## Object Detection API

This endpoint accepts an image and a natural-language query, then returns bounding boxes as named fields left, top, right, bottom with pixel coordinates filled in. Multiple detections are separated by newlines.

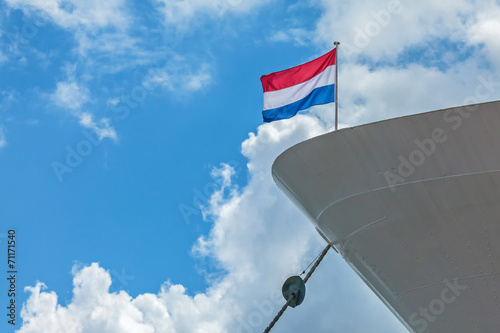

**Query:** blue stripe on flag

left=262, top=84, right=335, bottom=123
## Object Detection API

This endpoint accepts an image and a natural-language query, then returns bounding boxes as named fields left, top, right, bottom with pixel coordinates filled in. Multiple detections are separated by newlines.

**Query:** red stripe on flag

left=260, top=49, right=336, bottom=92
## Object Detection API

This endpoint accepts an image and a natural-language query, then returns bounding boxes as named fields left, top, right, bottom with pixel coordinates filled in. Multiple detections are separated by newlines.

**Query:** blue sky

left=1, top=0, right=500, bottom=332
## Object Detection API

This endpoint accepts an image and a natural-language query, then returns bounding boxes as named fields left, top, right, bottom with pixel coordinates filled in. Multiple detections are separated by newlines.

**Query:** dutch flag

left=260, top=49, right=336, bottom=123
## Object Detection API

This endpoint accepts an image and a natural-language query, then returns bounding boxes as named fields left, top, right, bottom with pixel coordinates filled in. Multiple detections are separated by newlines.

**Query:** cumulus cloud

left=17, top=1, right=500, bottom=332
left=312, top=0, right=491, bottom=62
left=19, top=115, right=407, bottom=332
left=337, top=58, right=500, bottom=127
left=467, top=5, right=500, bottom=70
left=20, top=263, right=154, bottom=333
left=307, top=0, right=500, bottom=125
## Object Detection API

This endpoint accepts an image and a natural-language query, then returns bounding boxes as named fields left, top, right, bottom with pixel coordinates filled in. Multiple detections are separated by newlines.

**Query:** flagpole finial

left=334, top=41, right=340, bottom=46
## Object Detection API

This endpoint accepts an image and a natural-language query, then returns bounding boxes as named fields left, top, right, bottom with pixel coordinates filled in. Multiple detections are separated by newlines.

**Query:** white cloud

left=5, top=0, right=129, bottom=31
left=0, top=90, right=18, bottom=108
left=5, top=0, right=144, bottom=74
left=267, top=29, right=311, bottom=46
left=0, top=125, right=6, bottom=149
left=72, top=30, right=158, bottom=72
left=267, top=31, right=290, bottom=43
left=305, top=0, right=500, bottom=125
left=313, top=0, right=483, bottom=62
left=78, top=112, right=117, bottom=141
left=336, top=58, right=500, bottom=127
left=20, top=264, right=154, bottom=333
left=155, top=0, right=268, bottom=30
left=0, top=50, right=8, bottom=64
left=0, top=28, right=12, bottom=64
left=49, top=80, right=117, bottom=141
left=50, top=81, right=89, bottom=111
left=144, top=59, right=213, bottom=93
left=19, top=115, right=407, bottom=332
left=17, top=1, right=500, bottom=332
left=467, top=5, right=500, bottom=70
left=200, top=163, right=237, bottom=220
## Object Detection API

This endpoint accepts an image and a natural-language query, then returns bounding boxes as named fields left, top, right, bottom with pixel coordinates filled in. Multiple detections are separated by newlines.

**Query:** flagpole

left=334, top=41, right=340, bottom=131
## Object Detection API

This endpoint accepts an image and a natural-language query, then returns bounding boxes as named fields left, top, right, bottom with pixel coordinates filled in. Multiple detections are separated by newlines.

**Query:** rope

left=262, top=244, right=332, bottom=333
left=303, top=244, right=331, bottom=284
left=263, top=294, right=295, bottom=333
left=299, top=250, right=323, bottom=276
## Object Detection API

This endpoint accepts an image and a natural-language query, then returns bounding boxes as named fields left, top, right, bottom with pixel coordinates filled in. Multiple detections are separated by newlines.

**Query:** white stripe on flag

left=263, top=65, right=336, bottom=111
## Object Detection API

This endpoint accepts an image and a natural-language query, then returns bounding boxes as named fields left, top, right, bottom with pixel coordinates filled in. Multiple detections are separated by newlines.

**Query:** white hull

left=272, top=101, right=500, bottom=332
